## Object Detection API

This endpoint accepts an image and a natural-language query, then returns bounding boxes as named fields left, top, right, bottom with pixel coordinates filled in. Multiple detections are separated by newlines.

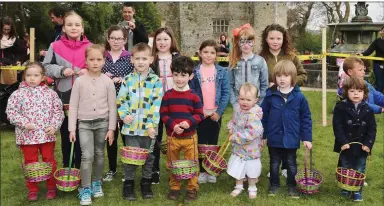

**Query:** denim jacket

left=189, top=64, right=230, bottom=116
left=229, top=54, right=269, bottom=106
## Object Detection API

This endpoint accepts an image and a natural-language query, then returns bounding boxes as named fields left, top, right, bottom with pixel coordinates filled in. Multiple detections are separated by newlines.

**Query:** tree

left=287, top=2, right=315, bottom=43
left=294, top=31, right=322, bottom=54
left=320, top=2, right=350, bottom=23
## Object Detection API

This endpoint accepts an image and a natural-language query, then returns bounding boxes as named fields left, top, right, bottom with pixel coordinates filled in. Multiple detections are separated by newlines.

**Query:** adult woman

left=359, top=26, right=384, bottom=93
left=217, top=33, right=230, bottom=56
left=0, top=16, right=24, bottom=85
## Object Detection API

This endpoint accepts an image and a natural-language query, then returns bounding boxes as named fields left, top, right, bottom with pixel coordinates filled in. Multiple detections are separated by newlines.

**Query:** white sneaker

left=198, top=172, right=209, bottom=184
left=267, top=172, right=270, bottom=177
left=281, top=169, right=288, bottom=178
left=208, top=175, right=217, bottom=183
left=364, top=181, right=368, bottom=186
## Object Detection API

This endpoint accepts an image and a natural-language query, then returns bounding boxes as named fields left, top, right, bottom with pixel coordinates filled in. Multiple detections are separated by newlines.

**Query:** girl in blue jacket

left=261, top=60, right=312, bottom=199
left=189, top=40, right=230, bottom=184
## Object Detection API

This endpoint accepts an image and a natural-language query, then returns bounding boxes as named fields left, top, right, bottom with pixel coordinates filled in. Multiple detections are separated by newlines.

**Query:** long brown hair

left=0, top=16, right=17, bottom=39
left=151, top=27, right=179, bottom=58
left=259, top=24, right=295, bottom=60
left=228, top=26, right=256, bottom=68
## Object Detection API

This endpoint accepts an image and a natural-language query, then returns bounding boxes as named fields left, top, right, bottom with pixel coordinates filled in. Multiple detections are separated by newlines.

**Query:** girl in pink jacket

left=6, top=62, right=64, bottom=201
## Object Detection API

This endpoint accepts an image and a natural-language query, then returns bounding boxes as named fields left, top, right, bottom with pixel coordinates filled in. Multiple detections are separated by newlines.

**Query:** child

left=69, top=44, right=116, bottom=205
left=160, top=56, right=204, bottom=203
left=117, top=43, right=163, bottom=200
left=259, top=24, right=307, bottom=87
left=101, top=25, right=134, bottom=182
left=333, top=76, right=376, bottom=202
left=228, top=23, right=268, bottom=106
left=189, top=39, right=230, bottom=184
left=6, top=62, right=64, bottom=201
left=338, top=57, right=384, bottom=114
left=227, top=83, right=264, bottom=199
left=261, top=60, right=312, bottom=199
left=43, top=11, right=91, bottom=169
left=150, top=27, right=180, bottom=184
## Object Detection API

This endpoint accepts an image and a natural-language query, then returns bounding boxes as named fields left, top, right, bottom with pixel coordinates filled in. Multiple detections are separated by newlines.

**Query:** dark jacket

left=261, top=85, right=312, bottom=149
left=332, top=100, right=376, bottom=156
left=189, top=63, right=230, bottom=116
left=51, top=24, right=63, bottom=44
left=118, top=19, right=148, bottom=50
left=362, top=38, right=384, bottom=64
left=0, top=37, right=24, bottom=66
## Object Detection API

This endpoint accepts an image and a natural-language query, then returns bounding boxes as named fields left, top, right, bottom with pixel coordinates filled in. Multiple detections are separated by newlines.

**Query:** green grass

left=1, top=91, right=383, bottom=206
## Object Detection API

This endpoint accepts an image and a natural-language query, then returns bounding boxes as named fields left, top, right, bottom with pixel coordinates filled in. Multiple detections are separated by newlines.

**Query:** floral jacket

left=6, top=82, right=64, bottom=145
left=227, top=104, right=264, bottom=160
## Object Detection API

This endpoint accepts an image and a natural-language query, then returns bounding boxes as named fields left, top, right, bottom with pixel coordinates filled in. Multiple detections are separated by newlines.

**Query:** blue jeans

left=373, top=62, right=384, bottom=93
left=268, top=147, right=297, bottom=187
left=338, top=153, right=367, bottom=193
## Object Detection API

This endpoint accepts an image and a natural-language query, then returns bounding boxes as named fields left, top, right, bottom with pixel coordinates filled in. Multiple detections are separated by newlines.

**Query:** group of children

left=5, top=10, right=381, bottom=205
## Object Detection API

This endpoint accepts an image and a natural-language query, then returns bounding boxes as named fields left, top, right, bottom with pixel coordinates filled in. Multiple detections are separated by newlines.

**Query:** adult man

left=40, top=7, right=66, bottom=59
left=117, top=4, right=149, bottom=52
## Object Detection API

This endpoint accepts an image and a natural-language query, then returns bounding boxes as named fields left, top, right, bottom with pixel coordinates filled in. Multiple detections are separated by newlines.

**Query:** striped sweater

left=160, top=89, right=204, bottom=138
left=117, top=69, right=163, bottom=136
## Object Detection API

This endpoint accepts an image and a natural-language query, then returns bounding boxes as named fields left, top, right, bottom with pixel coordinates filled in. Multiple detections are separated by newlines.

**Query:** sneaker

left=121, top=174, right=125, bottom=182
left=364, top=181, right=368, bottom=186
left=267, top=172, right=270, bottom=177
left=281, top=169, right=288, bottom=178
left=102, top=170, right=116, bottom=182
left=208, top=175, right=217, bottom=183
left=340, top=189, right=351, bottom=198
left=151, top=171, right=160, bottom=184
left=46, top=189, right=56, bottom=200
left=230, top=185, right=244, bottom=197
left=78, top=187, right=92, bottom=206
left=184, top=190, right=197, bottom=203
left=268, top=186, right=279, bottom=196
left=167, top=190, right=180, bottom=200
left=27, top=192, right=38, bottom=201
left=288, top=187, right=300, bottom=199
left=353, top=192, right=363, bottom=202
left=248, top=186, right=257, bottom=199
left=92, top=181, right=104, bottom=198
left=198, top=172, right=209, bottom=184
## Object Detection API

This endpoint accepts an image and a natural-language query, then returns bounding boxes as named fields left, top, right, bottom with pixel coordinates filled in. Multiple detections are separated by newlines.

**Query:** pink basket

left=120, top=146, right=149, bottom=165
left=198, top=144, right=221, bottom=159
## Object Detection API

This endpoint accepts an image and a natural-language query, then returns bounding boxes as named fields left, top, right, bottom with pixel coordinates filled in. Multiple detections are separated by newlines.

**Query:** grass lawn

left=1, top=91, right=383, bottom=206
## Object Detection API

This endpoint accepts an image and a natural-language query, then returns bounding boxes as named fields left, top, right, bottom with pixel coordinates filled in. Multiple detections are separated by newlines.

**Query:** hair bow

left=232, top=23, right=252, bottom=37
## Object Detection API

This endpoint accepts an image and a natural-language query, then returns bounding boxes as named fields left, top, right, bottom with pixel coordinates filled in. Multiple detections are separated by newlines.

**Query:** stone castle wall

left=155, top=2, right=288, bottom=55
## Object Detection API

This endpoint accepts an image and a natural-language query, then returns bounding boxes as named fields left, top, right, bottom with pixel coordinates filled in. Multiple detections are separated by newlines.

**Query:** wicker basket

left=198, top=144, right=221, bottom=159
left=169, top=160, right=198, bottom=180
left=120, top=146, right=149, bottom=165
left=23, top=162, right=53, bottom=182
left=295, top=149, right=323, bottom=194
left=202, top=151, right=228, bottom=177
left=335, top=142, right=368, bottom=192
left=54, top=168, right=81, bottom=192
left=336, top=167, right=365, bottom=191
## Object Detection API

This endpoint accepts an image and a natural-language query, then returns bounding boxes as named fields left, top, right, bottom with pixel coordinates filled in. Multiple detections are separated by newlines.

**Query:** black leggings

left=197, top=117, right=222, bottom=172
left=60, top=116, right=81, bottom=169
left=106, top=121, right=126, bottom=172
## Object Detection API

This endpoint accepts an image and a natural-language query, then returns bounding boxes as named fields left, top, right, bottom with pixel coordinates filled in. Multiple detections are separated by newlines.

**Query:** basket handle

left=67, top=142, right=75, bottom=181
left=337, top=141, right=370, bottom=178
left=218, top=134, right=231, bottom=157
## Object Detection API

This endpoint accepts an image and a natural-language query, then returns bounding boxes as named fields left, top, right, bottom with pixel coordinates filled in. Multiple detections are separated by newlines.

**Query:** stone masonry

left=155, top=2, right=288, bottom=56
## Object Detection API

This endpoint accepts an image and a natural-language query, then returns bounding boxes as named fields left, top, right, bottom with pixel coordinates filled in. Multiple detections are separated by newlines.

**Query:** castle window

left=212, top=19, right=229, bottom=35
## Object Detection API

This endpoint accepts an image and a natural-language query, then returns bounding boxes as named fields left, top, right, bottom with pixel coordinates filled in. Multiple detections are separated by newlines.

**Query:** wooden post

left=29, top=28, right=35, bottom=62
left=322, top=28, right=327, bottom=126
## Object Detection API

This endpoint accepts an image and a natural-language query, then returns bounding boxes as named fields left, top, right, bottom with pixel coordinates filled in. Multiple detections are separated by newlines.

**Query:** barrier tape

left=0, top=65, right=26, bottom=70
left=2, top=53, right=383, bottom=70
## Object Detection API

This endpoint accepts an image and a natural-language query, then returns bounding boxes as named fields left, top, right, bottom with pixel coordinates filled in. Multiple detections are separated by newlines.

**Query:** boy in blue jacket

left=261, top=60, right=312, bottom=199
left=338, top=57, right=384, bottom=114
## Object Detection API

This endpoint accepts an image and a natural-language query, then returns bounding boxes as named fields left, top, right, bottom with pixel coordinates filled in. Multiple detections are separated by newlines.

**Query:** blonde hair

left=229, top=26, right=257, bottom=68
left=272, top=60, right=297, bottom=86
left=343, top=56, right=364, bottom=75
left=63, top=11, right=84, bottom=27
left=239, top=83, right=259, bottom=98
left=85, top=44, right=106, bottom=59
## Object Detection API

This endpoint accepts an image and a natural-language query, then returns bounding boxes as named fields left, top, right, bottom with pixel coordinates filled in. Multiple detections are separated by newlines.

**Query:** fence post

left=322, top=27, right=327, bottom=127
left=29, top=28, right=35, bottom=62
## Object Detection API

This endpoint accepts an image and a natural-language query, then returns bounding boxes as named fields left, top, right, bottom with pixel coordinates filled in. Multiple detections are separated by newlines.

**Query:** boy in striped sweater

left=160, top=56, right=204, bottom=203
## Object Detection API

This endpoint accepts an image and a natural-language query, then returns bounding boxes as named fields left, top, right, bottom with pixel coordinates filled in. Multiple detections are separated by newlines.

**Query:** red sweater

left=160, top=89, right=204, bottom=138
